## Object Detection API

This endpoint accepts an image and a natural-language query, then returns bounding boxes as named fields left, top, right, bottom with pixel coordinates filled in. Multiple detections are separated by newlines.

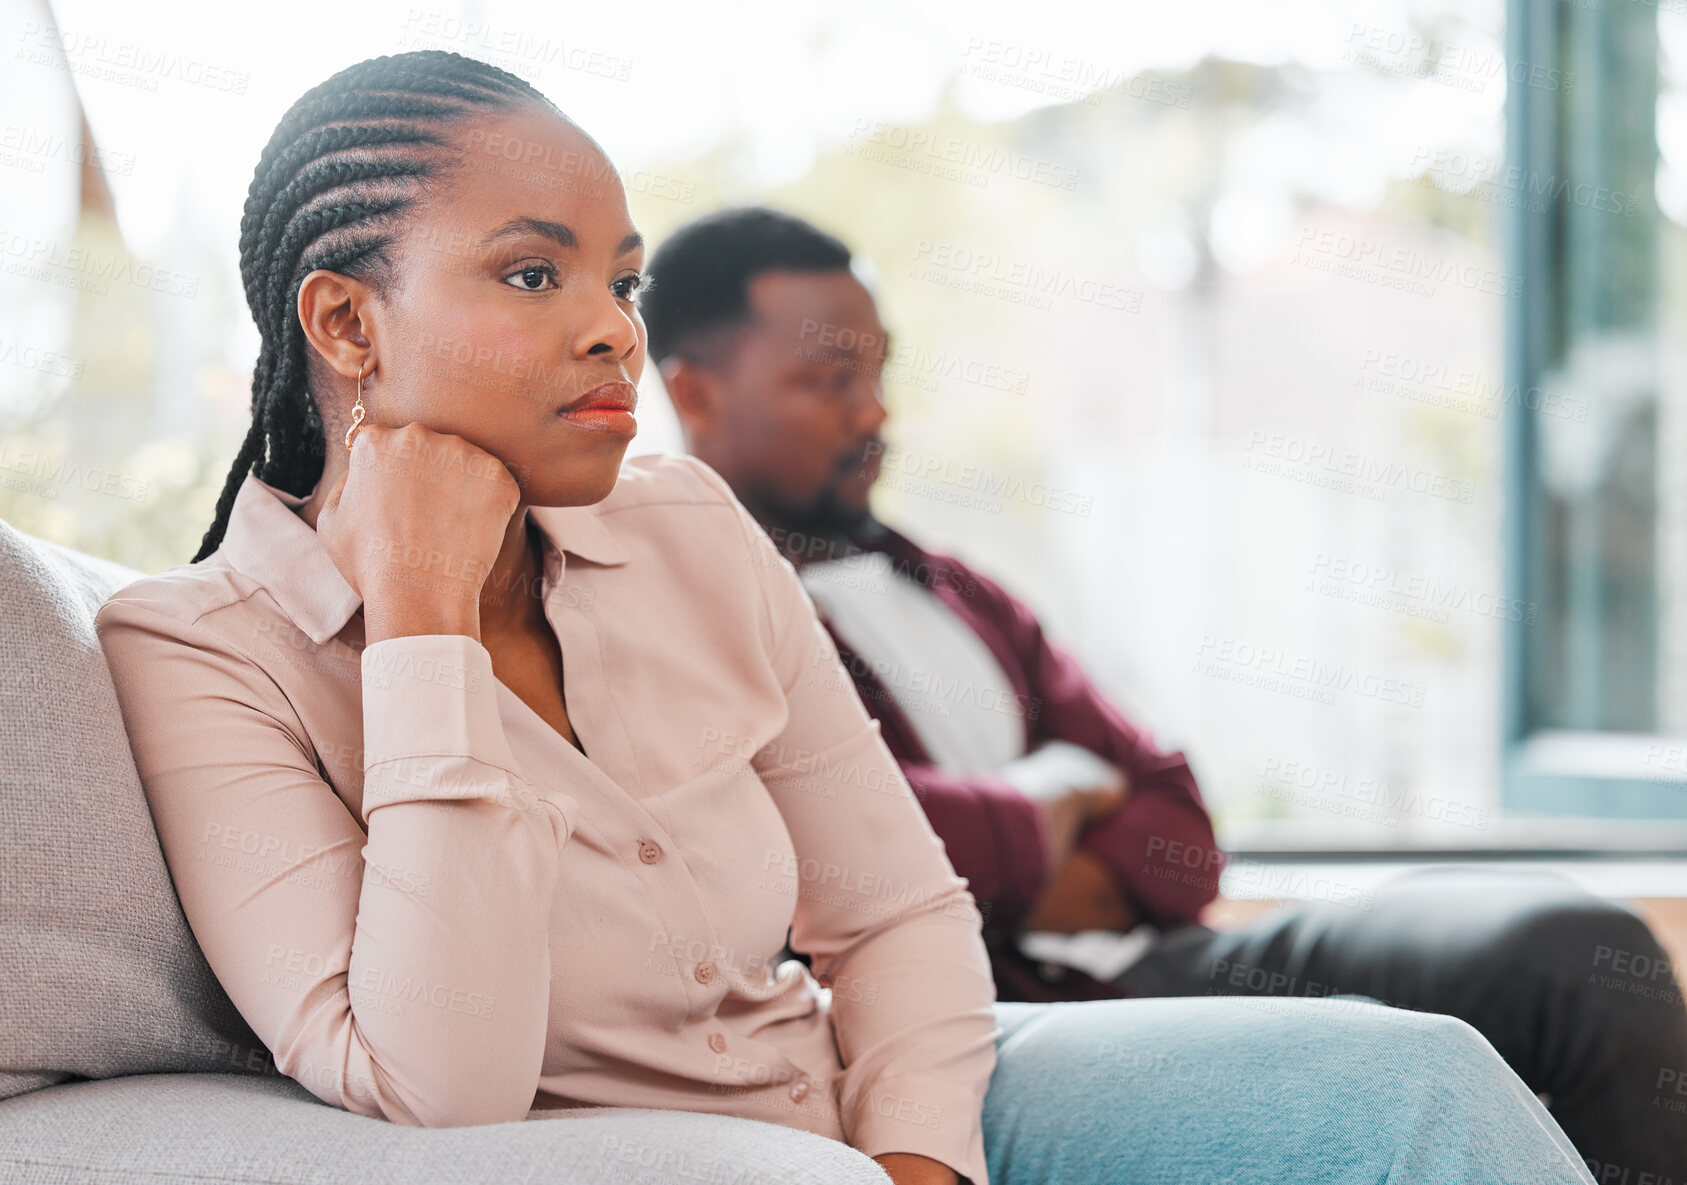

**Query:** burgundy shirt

left=789, top=518, right=1225, bottom=1003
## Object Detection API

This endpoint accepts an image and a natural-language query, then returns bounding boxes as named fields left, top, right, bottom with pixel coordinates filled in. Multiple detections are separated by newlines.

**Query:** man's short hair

left=642, top=206, right=852, bottom=367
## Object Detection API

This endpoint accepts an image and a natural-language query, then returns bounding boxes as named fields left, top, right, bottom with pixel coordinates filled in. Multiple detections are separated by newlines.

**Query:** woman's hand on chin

left=315, top=421, right=522, bottom=645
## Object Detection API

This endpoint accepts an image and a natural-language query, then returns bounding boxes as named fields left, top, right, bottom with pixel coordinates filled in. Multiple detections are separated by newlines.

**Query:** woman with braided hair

left=95, top=51, right=1599, bottom=1185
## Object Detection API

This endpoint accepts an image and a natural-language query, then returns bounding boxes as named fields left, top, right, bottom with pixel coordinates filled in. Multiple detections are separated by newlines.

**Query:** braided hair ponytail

left=192, top=50, right=560, bottom=562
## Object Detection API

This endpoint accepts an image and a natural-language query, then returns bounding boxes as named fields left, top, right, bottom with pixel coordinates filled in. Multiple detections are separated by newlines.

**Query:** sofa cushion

left=0, top=1073, right=892, bottom=1184
left=0, top=521, right=274, bottom=1097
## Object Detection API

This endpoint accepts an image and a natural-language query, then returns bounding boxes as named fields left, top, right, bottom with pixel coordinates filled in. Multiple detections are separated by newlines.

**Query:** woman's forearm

left=97, top=592, right=574, bottom=1129
left=348, top=633, right=570, bottom=1124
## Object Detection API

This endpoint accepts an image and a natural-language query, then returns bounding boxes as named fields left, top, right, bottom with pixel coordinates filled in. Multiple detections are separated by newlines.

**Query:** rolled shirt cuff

left=358, top=634, right=553, bottom=824
left=843, top=1072, right=992, bottom=1185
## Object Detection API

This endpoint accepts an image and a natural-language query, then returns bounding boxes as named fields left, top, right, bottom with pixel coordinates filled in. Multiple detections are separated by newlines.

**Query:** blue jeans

left=1114, top=869, right=1686, bottom=1177
left=981, top=995, right=1596, bottom=1185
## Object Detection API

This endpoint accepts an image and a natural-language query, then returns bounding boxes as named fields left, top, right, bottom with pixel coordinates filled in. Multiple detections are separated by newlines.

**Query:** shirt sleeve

left=815, top=620, right=1053, bottom=933
left=893, top=762, right=1051, bottom=934
left=95, top=596, right=577, bottom=1128
left=687, top=460, right=1000, bottom=1185
left=953, top=561, right=1225, bottom=927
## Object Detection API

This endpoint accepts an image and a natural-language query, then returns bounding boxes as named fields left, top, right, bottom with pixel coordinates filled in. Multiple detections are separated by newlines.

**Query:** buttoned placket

left=521, top=538, right=779, bottom=1070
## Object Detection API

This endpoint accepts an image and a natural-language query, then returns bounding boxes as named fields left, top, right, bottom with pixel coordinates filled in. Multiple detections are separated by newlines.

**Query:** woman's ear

left=297, top=269, right=377, bottom=381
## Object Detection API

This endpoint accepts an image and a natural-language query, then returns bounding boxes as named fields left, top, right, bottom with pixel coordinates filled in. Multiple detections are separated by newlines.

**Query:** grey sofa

left=0, top=516, right=890, bottom=1184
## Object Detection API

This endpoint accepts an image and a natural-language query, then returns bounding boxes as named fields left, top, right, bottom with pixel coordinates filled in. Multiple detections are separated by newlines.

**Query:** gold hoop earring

left=344, top=363, right=368, bottom=451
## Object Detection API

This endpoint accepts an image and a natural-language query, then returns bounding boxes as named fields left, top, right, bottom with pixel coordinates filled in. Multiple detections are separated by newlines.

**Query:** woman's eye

left=612, top=272, right=652, bottom=302
left=504, top=264, right=557, bottom=291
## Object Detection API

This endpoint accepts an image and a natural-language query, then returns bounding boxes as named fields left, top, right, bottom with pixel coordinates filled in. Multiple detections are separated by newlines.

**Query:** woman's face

left=353, top=103, right=645, bottom=508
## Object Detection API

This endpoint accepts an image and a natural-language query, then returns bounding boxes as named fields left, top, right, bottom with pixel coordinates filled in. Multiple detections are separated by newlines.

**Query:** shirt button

left=789, top=1079, right=810, bottom=1102
left=638, top=840, right=663, bottom=864
left=708, top=1033, right=727, bottom=1054
left=694, top=961, right=716, bottom=984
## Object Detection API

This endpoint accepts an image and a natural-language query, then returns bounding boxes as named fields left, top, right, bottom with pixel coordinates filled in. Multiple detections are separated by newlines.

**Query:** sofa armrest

left=0, top=1072, right=892, bottom=1184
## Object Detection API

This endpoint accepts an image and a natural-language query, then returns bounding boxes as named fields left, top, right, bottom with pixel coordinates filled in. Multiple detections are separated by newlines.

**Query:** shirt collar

left=219, top=471, right=630, bottom=646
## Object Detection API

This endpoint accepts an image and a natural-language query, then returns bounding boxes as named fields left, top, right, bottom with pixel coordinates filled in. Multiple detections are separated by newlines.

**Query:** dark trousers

left=1114, top=867, right=1687, bottom=1182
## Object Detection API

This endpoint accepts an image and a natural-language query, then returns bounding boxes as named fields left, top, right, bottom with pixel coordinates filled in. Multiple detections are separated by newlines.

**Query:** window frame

left=1501, top=0, right=1687, bottom=820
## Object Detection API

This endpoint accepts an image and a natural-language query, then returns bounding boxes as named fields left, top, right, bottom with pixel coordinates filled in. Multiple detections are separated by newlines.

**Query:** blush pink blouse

left=94, top=452, right=1000, bottom=1185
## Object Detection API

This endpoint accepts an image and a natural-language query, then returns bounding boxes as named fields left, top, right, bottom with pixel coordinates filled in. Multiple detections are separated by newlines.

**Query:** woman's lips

left=559, top=406, right=637, bottom=433
left=558, top=381, right=638, bottom=433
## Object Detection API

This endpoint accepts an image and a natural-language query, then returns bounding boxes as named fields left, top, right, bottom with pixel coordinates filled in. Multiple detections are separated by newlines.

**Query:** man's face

left=708, top=269, right=890, bottom=533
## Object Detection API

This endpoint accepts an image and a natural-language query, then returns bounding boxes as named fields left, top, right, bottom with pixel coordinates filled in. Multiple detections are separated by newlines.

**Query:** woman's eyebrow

left=480, top=217, right=644, bottom=256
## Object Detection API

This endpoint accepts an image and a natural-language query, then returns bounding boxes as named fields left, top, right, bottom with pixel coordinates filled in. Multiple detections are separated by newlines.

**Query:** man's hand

left=997, top=741, right=1130, bottom=877
left=1033, top=780, right=1126, bottom=877
left=873, top=1152, right=962, bottom=1185
left=997, top=744, right=1137, bottom=934
left=1022, top=846, right=1138, bottom=934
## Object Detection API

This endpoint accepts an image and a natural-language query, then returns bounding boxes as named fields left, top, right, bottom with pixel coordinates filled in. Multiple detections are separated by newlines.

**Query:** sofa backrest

left=0, top=518, right=275, bottom=1099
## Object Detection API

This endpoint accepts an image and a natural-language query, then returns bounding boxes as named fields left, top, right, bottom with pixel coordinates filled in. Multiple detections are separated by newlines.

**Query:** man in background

left=640, top=205, right=1687, bottom=1177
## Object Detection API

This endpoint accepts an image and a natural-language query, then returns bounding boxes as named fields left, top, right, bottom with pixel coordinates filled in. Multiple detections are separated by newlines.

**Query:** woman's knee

left=979, top=998, right=1571, bottom=1182
left=988, top=995, right=1497, bottom=1095
left=1335, top=1003, right=1520, bottom=1105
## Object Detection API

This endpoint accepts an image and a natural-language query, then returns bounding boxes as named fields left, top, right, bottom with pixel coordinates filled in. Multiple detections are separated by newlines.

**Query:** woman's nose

left=577, top=296, right=640, bottom=360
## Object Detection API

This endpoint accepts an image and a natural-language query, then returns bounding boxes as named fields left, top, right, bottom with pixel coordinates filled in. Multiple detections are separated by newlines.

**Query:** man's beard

left=753, top=481, right=882, bottom=566
left=794, top=484, right=873, bottom=537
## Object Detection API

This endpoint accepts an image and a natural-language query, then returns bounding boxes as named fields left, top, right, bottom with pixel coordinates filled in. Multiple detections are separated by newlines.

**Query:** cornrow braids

left=192, top=50, right=564, bottom=563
